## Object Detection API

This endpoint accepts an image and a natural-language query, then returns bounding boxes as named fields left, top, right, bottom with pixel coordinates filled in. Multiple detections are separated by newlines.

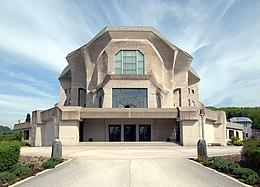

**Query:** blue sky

left=0, top=0, right=260, bottom=127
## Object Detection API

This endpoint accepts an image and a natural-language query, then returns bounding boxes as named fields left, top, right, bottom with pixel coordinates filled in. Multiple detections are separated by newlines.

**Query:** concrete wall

left=180, top=120, right=200, bottom=146
left=83, top=119, right=106, bottom=141
left=154, top=119, right=176, bottom=141
left=59, top=120, right=79, bottom=145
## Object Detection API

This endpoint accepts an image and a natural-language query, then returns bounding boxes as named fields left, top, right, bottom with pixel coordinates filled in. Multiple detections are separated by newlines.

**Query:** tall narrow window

left=115, top=50, right=144, bottom=75
left=78, top=88, right=86, bottom=107
left=156, top=92, right=161, bottom=108
left=97, top=88, right=104, bottom=108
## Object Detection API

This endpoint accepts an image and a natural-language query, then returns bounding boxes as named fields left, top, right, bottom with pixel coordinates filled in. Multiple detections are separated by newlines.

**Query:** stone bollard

left=197, top=139, right=207, bottom=162
left=51, top=139, right=62, bottom=158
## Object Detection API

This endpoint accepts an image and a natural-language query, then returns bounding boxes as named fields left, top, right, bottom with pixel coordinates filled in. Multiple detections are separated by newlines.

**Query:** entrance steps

left=77, top=141, right=180, bottom=147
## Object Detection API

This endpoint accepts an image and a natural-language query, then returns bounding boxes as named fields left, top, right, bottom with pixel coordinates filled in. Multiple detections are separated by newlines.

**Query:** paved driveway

left=18, top=143, right=244, bottom=187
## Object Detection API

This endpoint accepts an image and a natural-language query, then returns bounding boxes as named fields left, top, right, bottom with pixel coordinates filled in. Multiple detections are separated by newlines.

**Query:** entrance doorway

left=124, top=125, right=136, bottom=141
left=139, top=125, right=151, bottom=141
left=109, top=125, right=121, bottom=142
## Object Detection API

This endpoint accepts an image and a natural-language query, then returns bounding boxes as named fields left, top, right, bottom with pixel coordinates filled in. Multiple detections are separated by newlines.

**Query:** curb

left=188, top=159, right=251, bottom=187
left=10, top=159, right=73, bottom=187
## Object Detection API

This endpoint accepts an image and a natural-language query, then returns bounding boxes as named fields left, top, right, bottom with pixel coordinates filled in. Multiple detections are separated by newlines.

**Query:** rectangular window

left=115, top=50, right=144, bottom=75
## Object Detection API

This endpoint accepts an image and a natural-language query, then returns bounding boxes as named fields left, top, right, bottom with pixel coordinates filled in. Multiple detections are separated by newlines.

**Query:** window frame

left=115, top=50, right=144, bottom=75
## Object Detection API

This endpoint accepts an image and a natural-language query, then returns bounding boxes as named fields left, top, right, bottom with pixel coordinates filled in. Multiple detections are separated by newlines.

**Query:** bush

left=11, top=165, right=32, bottom=178
left=230, top=137, right=243, bottom=146
left=231, top=137, right=239, bottom=143
left=20, top=141, right=31, bottom=147
left=233, top=167, right=259, bottom=184
left=0, top=132, right=23, bottom=142
left=48, top=157, right=63, bottom=165
left=42, top=160, right=56, bottom=169
left=0, top=171, right=16, bottom=185
left=241, top=138, right=260, bottom=174
left=233, top=140, right=243, bottom=146
left=42, top=157, right=63, bottom=169
left=203, top=156, right=259, bottom=185
left=0, top=141, right=21, bottom=172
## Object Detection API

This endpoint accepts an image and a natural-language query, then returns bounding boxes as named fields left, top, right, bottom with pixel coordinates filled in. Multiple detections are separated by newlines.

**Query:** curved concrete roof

left=67, top=26, right=192, bottom=59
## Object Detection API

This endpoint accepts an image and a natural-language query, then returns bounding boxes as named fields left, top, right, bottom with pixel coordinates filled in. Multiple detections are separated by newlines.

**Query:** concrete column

left=136, top=124, right=139, bottom=141
left=121, top=124, right=124, bottom=141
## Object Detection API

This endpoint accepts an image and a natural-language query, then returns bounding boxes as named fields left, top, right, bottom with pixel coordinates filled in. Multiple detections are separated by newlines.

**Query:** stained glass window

left=112, top=88, right=147, bottom=108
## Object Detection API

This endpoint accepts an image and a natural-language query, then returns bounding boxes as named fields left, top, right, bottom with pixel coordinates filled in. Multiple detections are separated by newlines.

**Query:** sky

left=0, top=0, right=260, bottom=127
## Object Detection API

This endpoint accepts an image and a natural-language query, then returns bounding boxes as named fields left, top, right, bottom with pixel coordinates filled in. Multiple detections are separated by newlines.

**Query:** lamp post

left=197, top=107, right=207, bottom=162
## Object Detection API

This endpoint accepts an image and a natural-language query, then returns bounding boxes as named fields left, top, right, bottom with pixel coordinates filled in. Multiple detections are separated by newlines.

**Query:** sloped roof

left=230, top=117, right=253, bottom=123
left=67, top=26, right=192, bottom=59
left=226, top=122, right=244, bottom=130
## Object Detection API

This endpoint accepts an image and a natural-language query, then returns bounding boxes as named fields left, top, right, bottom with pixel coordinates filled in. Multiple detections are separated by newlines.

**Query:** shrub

left=233, top=167, right=259, bottom=184
left=20, top=141, right=31, bottom=147
left=233, top=140, right=243, bottom=146
left=241, top=138, right=260, bottom=174
left=48, top=157, right=63, bottom=165
left=42, top=160, right=56, bottom=169
left=0, top=132, right=23, bottom=142
left=0, top=141, right=21, bottom=172
left=203, top=156, right=259, bottom=185
left=42, top=157, right=63, bottom=169
left=231, top=136, right=239, bottom=143
left=11, top=165, right=32, bottom=178
left=0, top=171, right=16, bottom=185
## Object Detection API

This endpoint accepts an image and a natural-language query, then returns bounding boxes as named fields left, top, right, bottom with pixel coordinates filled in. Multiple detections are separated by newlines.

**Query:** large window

left=115, top=50, right=144, bottom=75
left=112, top=88, right=147, bottom=108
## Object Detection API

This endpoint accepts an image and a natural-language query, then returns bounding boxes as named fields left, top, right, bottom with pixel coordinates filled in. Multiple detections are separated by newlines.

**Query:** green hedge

left=0, top=141, right=21, bottom=172
left=0, top=171, right=16, bottom=185
left=241, top=138, right=260, bottom=174
left=11, top=165, right=32, bottom=179
left=203, top=156, right=259, bottom=185
left=42, top=157, right=63, bottom=169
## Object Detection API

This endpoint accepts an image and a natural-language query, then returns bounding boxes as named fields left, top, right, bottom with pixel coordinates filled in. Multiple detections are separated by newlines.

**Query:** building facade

left=226, top=122, right=244, bottom=141
left=14, top=27, right=227, bottom=146
left=229, top=117, right=252, bottom=139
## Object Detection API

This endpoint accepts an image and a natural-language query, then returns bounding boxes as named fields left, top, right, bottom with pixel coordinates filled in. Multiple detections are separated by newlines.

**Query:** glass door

left=139, top=125, right=151, bottom=141
left=124, top=125, right=136, bottom=141
left=109, top=125, right=121, bottom=142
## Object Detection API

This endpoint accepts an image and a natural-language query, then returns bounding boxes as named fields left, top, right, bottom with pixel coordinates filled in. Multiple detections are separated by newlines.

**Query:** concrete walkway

left=18, top=143, right=244, bottom=187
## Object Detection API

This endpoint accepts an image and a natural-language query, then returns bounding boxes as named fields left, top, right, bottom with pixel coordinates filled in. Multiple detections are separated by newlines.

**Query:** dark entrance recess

left=139, top=125, right=151, bottom=141
left=79, top=121, right=84, bottom=142
left=109, top=125, right=121, bottom=142
left=124, top=125, right=136, bottom=141
left=176, top=121, right=180, bottom=142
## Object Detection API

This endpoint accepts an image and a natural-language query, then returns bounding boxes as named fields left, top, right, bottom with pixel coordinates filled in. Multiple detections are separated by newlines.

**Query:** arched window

left=156, top=92, right=161, bottom=108
left=115, top=50, right=144, bottom=75
left=97, top=89, right=104, bottom=108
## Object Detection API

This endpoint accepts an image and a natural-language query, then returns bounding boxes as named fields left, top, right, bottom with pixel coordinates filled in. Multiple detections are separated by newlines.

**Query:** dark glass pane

left=139, top=125, right=151, bottom=141
left=109, top=125, right=121, bottom=142
left=124, top=125, right=136, bottom=141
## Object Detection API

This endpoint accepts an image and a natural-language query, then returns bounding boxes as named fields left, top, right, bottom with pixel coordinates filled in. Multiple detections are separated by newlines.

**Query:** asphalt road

left=17, top=143, right=244, bottom=187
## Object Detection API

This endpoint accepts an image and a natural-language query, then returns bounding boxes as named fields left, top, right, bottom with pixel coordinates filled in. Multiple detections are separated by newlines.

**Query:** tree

left=25, top=113, right=31, bottom=122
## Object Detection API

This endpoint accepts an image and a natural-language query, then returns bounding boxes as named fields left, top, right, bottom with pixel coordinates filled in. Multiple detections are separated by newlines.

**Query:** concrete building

left=226, top=122, right=244, bottom=141
left=229, top=117, right=252, bottom=139
left=14, top=26, right=227, bottom=146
